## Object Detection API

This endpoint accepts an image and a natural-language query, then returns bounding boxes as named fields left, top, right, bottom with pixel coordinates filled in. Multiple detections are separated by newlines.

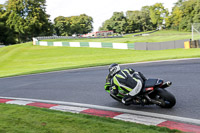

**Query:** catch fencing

left=35, top=36, right=122, bottom=41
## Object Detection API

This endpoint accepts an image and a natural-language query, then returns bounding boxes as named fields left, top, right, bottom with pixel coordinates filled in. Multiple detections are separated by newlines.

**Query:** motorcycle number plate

left=145, top=87, right=154, bottom=91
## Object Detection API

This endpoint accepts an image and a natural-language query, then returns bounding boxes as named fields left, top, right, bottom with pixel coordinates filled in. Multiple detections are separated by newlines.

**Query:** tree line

left=166, top=0, right=200, bottom=31
left=99, top=4, right=167, bottom=33
left=100, top=0, right=200, bottom=33
left=0, top=0, right=200, bottom=45
left=54, top=14, right=93, bottom=36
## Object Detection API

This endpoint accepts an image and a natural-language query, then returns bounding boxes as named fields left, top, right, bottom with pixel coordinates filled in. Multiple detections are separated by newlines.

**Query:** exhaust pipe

left=144, top=95, right=162, bottom=105
left=160, top=81, right=172, bottom=88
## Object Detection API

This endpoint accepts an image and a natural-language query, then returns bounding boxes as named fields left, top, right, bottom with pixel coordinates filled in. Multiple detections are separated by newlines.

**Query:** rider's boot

left=122, top=94, right=133, bottom=106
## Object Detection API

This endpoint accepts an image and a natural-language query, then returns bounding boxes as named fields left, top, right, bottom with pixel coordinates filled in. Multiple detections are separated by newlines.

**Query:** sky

left=0, top=0, right=176, bottom=31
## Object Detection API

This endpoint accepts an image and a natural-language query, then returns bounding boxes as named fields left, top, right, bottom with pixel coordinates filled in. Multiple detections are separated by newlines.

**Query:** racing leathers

left=105, top=68, right=146, bottom=105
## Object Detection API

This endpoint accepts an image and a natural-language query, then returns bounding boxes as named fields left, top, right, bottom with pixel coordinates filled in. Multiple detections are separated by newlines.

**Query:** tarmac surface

left=0, top=58, right=200, bottom=120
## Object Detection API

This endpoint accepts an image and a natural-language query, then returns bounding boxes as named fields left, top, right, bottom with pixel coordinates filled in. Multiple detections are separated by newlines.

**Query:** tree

left=193, top=0, right=200, bottom=23
left=70, top=14, right=93, bottom=35
left=150, top=3, right=169, bottom=29
left=165, top=0, right=200, bottom=31
left=100, top=12, right=127, bottom=33
left=54, top=14, right=93, bottom=36
left=99, top=19, right=113, bottom=31
left=111, top=12, right=127, bottom=33
left=5, top=0, right=53, bottom=43
left=178, top=0, right=195, bottom=31
left=167, top=0, right=200, bottom=31
left=141, top=6, right=155, bottom=31
left=167, top=6, right=183, bottom=30
left=125, top=6, right=154, bottom=33
left=0, top=3, right=15, bottom=44
left=54, top=16, right=68, bottom=36
left=126, top=10, right=142, bottom=32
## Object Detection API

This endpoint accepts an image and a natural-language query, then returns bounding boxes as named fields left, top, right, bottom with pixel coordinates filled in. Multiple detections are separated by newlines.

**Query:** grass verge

left=0, top=104, right=179, bottom=133
left=0, top=42, right=200, bottom=78
left=43, top=30, right=196, bottom=43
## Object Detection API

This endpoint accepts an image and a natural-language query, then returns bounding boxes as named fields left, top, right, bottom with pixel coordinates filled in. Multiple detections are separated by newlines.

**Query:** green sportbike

left=105, top=79, right=176, bottom=108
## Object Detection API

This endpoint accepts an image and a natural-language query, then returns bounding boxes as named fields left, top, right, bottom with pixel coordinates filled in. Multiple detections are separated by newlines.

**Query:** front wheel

left=155, top=89, right=176, bottom=108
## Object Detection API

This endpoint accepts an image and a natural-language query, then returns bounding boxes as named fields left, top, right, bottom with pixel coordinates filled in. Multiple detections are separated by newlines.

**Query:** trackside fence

left=134, top=39, right=189, bottom=50
left=35, top=36, right=123, bottom=41
left=33, top=38, right=191, bottom=50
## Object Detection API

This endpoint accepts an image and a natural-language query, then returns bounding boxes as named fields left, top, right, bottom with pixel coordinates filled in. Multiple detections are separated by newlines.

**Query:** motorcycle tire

left=156, top=88, right=176, bottom=108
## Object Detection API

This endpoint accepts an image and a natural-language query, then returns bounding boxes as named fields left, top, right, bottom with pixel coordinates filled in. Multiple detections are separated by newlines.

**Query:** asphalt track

left=0, top=58, right=200, bottom=120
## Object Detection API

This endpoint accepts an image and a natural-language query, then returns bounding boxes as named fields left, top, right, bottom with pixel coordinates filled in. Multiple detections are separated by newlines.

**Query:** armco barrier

left=33, top=40, right=135, bottom=50
left=33, top=38, right=190, bottom=50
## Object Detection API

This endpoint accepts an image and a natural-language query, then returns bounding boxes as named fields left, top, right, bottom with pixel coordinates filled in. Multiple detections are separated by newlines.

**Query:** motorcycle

left=107, top=79, right=176, bottom=108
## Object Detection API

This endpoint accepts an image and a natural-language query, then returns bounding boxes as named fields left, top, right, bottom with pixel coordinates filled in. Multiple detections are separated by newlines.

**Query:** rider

left=105, top=63, right=147, bottom=105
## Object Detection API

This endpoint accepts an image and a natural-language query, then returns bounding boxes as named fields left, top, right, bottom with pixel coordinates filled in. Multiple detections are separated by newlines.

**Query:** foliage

left=0, top=0, right=53, bottom=45
left=166, top=0, right=200, bottom=31
left=141, top=6, right=156, bottom=31
left=99, top=0, right=200, bottom=33
left=126, top=6, right=155, bottom=33
left=54, top=14, right=93, bottom=36
left=99, top=12, right=127, bottom=33
left=0, top=4, right=15, bottom=44
left=149, top=3, right=169, bottom=29
left=99, top=4, right=168, bottom=34
left=126, top=10, right=143, bottom=32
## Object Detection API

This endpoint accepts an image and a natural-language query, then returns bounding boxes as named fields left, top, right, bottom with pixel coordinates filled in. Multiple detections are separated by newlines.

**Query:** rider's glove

left=105, top=83, right=111, bottom=91
left=110, top=86, right=118, bottom=95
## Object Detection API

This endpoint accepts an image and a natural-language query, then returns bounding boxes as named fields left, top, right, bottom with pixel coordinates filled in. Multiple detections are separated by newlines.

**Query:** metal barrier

left=134, top=39, right=189, bottom=50
left=33, top=37, right=191, bottom=50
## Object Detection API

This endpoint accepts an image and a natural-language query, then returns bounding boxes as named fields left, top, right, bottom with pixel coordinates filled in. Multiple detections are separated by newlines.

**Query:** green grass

left=0, top=104, right=179, bottom=133
left=0, top=42, right=200, bottom=78
left=43, top=30, right=198, bottom=43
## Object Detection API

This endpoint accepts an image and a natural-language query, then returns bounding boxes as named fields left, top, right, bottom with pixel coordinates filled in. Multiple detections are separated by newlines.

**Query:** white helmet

left=109, top=63, right=120, bottom=76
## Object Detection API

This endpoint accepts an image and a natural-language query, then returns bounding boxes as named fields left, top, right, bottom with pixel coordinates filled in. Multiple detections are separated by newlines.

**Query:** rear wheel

left=155, top=89, right=176, bottom=108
